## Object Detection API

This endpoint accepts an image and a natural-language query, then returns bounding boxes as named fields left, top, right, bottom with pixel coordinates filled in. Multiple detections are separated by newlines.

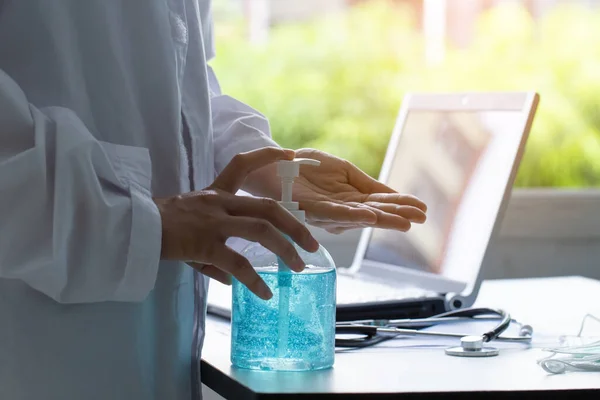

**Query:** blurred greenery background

left=210, top=1, right=600, bottom=187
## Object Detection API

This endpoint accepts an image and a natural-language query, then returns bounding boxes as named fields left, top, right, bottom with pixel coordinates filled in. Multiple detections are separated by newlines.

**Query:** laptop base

left=206, top=296, right=447, bottom=323
left=336, top=297, right=446, bottom=322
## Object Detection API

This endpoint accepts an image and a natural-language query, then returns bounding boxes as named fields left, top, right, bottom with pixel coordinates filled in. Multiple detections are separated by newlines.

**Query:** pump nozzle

left=276, top=158, right=321, bottom=223
left=277, top=158, right=321, bottom=178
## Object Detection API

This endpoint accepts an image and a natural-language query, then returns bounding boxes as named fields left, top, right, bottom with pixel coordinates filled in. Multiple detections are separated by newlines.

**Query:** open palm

left=292, top=149, right=427, bottom=234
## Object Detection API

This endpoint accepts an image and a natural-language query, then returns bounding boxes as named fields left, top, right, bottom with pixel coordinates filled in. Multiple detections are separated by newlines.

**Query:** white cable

left=538, top=313, right=600, bottom=374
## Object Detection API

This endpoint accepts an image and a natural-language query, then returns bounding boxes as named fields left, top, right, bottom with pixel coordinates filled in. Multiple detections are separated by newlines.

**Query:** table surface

left=201, top=276, right=600, bottom=399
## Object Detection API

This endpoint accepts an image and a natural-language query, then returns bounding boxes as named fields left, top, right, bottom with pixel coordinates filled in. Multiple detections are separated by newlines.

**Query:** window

left=211, top=0, right=600, bottom=188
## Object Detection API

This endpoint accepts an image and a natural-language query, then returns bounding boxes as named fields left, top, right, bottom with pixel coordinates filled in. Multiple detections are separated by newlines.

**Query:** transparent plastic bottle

left=230, top=158, right=337, bottom=371
left=230, top=241, right=336, bottom=371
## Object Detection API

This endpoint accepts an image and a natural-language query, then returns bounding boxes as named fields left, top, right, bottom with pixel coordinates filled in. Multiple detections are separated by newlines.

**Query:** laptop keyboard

left=335, top=273, right=437, bottom=304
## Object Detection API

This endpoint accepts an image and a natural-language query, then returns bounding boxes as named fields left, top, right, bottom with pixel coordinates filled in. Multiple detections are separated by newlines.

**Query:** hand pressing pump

left=230, top=158, right=337, bottom=371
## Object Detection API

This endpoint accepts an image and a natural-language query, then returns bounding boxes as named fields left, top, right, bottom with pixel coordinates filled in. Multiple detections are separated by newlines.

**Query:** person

left=0, top=1, right=427, bottom=399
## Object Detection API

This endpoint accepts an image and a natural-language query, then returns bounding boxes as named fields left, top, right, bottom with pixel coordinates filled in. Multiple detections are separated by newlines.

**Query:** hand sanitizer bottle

left=230, top=158, right=337, bottom=371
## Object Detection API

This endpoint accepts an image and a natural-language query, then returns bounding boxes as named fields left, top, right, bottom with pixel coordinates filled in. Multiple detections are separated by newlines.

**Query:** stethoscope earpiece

left=519, top=324, right=534, bottom=337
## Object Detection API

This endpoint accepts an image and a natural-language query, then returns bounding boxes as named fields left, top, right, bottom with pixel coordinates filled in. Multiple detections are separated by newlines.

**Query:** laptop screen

left=363, top=109, right=526, bottom=285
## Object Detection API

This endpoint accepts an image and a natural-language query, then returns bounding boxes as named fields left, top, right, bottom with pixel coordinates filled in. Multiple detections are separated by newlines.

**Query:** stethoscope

left=335, top=307, right=533, bottom=357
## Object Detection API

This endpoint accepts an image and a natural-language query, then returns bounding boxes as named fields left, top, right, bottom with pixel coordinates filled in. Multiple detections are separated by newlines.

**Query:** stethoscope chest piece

left=445, top=335, right=499, bottom=358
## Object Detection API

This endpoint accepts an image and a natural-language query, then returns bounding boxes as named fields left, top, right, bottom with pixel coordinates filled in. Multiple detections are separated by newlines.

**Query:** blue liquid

left=230, top=265, right=336, bottom=371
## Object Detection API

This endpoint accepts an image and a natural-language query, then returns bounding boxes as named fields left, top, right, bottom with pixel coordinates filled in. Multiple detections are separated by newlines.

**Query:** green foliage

left=211, top=1, right=600, bottom=187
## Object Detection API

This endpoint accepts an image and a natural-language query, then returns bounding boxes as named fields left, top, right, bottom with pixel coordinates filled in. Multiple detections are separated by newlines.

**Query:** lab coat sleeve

left=208, top=66, right=279, bottom=174
left=0, top=70, right=162, bottom=304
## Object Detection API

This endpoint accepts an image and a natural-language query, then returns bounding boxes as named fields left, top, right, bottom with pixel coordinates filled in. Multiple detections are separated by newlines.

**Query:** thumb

left=211, top=147, right=295, bottom=193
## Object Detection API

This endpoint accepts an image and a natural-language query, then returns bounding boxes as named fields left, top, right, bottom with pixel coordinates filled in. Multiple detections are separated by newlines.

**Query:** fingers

left=211, top=147, right=295, bottom=193
left=300, top=200, right=377, bottom=225
left=221, top=216, right=306, bottom=273
left=188, top=262, right=232, bottom=285
left=366, top=193, right=428, bottom=213
left=225, top=196, right=319, bottom=253
left=364, top=202, right=427, bottom=223
left=307, top=201, right=412, bottom=231
left=365, top=206, right=412, bottom=231
left=205, top=246, right=273, bottom=300
left=302, top=198, right=425, bottom=232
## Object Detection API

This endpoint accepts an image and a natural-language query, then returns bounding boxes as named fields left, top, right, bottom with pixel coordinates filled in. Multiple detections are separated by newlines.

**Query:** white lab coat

left=0, top=1, right=276, bottom=399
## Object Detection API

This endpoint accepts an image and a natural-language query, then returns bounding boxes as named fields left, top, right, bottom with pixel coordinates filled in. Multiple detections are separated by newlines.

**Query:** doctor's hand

left=154, top=147, right=319, bottom=299
left=292, top=149, right=427, bottom=234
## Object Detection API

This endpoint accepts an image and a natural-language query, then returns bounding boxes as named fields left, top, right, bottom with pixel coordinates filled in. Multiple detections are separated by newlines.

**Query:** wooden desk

left=201, top=276, right=600, bottom=399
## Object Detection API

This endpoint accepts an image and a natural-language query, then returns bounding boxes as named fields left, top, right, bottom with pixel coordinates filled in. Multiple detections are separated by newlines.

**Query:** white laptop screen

left=363, top=109, right=526, bottom=285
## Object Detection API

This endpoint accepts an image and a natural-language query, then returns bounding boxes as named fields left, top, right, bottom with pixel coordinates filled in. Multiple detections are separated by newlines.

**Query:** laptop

left=207, top=91, right=540, bottom=322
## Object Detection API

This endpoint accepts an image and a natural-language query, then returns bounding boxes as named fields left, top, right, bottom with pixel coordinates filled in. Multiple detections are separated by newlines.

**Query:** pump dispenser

left=230, top=158, right=337, bottom=371
left=277, top=158, right=320, bottom=223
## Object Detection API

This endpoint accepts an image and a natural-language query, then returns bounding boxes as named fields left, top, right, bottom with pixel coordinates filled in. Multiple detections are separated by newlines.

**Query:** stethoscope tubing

left=337, top=316, right=506, bottom=328
left=335, top=324, right=532, bottom=342
left=334, top=307, right=532, bottom=348
left=336, top=325, right=474, bottom=339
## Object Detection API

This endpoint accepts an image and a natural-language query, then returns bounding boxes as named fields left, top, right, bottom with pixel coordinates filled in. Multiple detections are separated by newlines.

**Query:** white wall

left=482, top=189, right=600, bottom=280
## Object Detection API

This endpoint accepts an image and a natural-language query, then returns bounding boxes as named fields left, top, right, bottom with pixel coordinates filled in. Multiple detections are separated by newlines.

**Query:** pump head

left=276, top=158, right=321, bottom=224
